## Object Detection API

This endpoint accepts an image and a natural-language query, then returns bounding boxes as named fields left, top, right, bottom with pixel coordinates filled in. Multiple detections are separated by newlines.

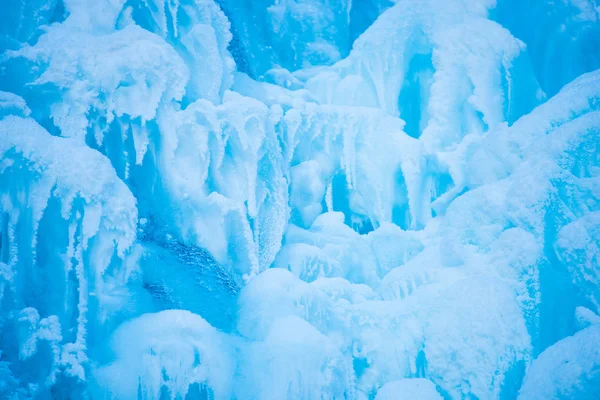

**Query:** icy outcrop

left=0, top=92, right=30, bottom=118
left=1, top=0, right=600, bottom=398
left=238, top=315, right=353, bottom=400
left=282, top=105, right=418, bottom=230
left=557, top=212, right=600, bottom=311
left=122, top=0, right=235, bottom=103
left=295, top=0, right=544, bottom=230
left=0, top=0, right=65, bottom=44
left=7, top=21, right=188, bottom=153
left=5, top=0, right=287, bottom=285
left=0, top=115, right=137, bottom=396
left=157, top=92, right=288, bottom=282
left=96, top=310, right=235, bottom=400
left=305, top=0, right=541, bottom=125
left=375, top=378, right=442, bottom=400
left=424, top=278, right=531, bottom=399
left=218, top=0, right=397, bottom=77
left=494, top=0, right=600, bottom=96
left=518, top=325, right=600, bottom=400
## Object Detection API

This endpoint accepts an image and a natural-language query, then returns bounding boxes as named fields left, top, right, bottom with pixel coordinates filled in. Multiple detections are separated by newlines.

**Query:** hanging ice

left=1, top=0, right=599, bottom=398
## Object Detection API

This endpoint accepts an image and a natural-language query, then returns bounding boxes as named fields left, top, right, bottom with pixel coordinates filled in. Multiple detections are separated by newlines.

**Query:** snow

left=1, top=0, right=600, bottom=398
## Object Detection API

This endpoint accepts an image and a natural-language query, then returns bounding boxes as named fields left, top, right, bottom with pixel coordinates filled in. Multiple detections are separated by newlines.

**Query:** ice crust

left=0, top=0, right=599, bottom=398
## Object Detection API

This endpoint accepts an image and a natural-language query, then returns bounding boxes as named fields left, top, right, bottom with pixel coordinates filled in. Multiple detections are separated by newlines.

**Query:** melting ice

left=0, top=0, right=600, bottom=398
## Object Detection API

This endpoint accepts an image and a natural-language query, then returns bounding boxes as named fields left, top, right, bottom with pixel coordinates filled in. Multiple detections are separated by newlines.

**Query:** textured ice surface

left=1, top=0, right=600, bottom=398
left=518, top=324, right=600, bottom=399
left=375, top=378, right=442, bottom=400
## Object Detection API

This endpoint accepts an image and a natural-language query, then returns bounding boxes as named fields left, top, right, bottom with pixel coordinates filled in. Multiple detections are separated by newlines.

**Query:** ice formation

left=0, top=0, right=599, bottom=398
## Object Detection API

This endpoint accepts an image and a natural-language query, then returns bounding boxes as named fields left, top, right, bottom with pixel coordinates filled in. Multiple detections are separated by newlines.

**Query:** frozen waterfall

left=0, top=0, right=599, bottom=398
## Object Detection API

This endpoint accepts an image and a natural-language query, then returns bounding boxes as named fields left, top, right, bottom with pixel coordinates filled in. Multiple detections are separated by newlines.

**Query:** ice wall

left=0, top=0, right=599, bottom=398
left=0, top=114, right=138, bottom=397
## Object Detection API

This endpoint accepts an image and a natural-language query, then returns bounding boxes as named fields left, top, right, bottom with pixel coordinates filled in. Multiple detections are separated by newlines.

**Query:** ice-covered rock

left=575, top=307, right=600, bottom=331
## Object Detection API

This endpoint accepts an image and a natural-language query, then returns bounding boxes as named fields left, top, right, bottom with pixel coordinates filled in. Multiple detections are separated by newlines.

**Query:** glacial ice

left=0, top=0, right=600, bottom=399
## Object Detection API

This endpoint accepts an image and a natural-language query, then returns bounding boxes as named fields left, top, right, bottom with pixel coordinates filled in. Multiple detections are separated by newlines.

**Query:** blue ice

left=0, top=0, right=600, bottom=398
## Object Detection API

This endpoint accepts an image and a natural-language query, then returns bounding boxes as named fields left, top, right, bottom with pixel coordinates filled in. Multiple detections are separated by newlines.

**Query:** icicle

left=325, top=182, right=333, bottom=212
left=131, top=123, right=150, bottom=166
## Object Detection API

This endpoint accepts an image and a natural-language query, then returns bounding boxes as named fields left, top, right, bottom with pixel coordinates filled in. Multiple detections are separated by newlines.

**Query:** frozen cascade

left=0, top=0, right=599, bottom=399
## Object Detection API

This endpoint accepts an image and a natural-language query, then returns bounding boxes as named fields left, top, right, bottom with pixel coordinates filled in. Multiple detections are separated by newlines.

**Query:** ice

left=0, top=0, right=65, bottom=44
left=95, top=310, right=235, bottom=399
left=237, top=268, right=333, bottom=341
left=238, top=315, right=353, bottom=399
left=375, top=378, right=442, bottom=400
left=8, top=23, right=188, bottom=144
left=126, top=0, right=235, bottom=103
left=0, top=116, right=137, bottom=254
left=236, top=268, right=426, bottom=398
left=0, top=92, right=30, bottom=118
left=424, top=278, right=531, bottom=399
left=368, top=223, right=424, bottom=278
left=557, top=212, right=600, bottom=311
left=494, top=0, right=600, bottom=97
left=575, top=306, right=600, bottom=330
left=0, top=115, right=137, bottom=395
left=274, top=215, right=426, bottom=285
left=304, top=0, right=541, bottom=127
left=1, top=0, right=600, bottom=398
left=280, top=104, right=421, bottom=230
left=274, top=212, right=379, bottom=284
left=218, top=0, right=396, bottom=77
left=518, top=325, right=600, bottom=399
left=157, top=91, right=289, bottom=282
